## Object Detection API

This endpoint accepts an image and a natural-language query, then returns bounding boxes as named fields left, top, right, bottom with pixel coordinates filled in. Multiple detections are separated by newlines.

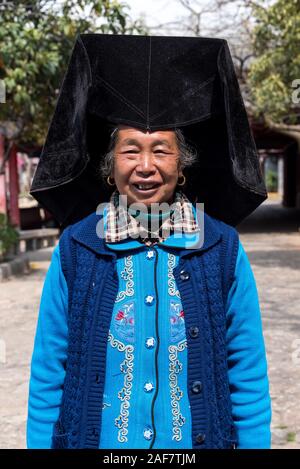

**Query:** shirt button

left=191, top=380, right=203, bottom=394
left=189, top=326, right=199, bottom=338
left=143, top=427, right=154, bottom=440
left=196, top=433, right=206, bottom=444
left=144, top=382, right=155, bottom=393
left=180, top=269, right=190, bottom=280
left=146, top=250, right=155, bottom=259
left=145, top=337, right=156, bottom=348
left=145, top=295, right=155, bottom=305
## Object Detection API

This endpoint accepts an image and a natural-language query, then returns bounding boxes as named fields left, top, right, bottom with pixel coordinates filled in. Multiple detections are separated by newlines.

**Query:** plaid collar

left=105, top=189, right=200, bottom=247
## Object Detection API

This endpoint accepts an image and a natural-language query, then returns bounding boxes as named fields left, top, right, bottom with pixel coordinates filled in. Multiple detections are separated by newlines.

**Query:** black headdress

left=30, top=33, right=267, bottom=227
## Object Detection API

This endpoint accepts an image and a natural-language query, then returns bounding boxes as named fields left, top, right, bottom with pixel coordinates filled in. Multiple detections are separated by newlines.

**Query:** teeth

left=138, top=184, right=156, bottom=190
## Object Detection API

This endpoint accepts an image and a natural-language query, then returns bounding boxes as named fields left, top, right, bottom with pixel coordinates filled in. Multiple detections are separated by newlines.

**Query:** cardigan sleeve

left=225, top=239, right=272, bottom=449
left=26, top=242, right=68, bottom=448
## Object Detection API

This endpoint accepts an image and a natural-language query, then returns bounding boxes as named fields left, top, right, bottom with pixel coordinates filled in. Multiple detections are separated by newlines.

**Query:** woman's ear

left=178, top=165, right=183, bottom=178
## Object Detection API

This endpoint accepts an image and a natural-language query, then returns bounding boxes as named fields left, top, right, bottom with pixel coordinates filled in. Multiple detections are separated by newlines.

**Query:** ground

left=0, top=197, right=299, bottom=449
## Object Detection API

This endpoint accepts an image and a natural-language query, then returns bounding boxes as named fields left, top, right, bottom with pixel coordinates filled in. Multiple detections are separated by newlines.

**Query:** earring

left=107, top=176, right=116, bottom=186
left=177, top=175, right=186, bottom=186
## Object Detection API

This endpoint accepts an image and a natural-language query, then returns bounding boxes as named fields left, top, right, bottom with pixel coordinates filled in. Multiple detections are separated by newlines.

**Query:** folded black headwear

left=30, top=33, right=267, bottom=227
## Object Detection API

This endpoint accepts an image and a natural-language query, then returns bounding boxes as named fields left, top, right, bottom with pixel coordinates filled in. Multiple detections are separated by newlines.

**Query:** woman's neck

left=128, top=203, right=173, bottom=236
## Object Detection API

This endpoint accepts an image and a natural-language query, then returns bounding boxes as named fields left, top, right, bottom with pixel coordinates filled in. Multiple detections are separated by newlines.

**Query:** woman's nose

left=136, top=153, right=156, bottom=174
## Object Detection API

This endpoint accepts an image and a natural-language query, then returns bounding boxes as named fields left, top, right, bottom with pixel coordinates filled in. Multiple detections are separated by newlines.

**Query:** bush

left=0, top=214, right=19, bottom=260
left=265, top=169, right=278, bottom=192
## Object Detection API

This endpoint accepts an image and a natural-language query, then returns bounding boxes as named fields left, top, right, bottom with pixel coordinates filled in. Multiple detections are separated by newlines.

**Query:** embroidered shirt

left=100, top=232, right=193, bottom=447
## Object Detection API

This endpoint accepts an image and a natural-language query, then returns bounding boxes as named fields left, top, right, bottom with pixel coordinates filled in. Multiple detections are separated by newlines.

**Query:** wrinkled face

left=112, top=125, right=183, bottom=207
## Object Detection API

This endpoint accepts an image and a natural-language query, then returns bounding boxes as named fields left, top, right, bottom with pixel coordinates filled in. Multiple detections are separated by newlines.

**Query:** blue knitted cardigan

left=52, top=208, right=239, bottom=449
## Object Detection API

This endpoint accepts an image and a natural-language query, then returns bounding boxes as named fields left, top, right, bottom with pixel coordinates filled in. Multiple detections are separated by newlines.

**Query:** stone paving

left=0, top=198, right=299, bottom=449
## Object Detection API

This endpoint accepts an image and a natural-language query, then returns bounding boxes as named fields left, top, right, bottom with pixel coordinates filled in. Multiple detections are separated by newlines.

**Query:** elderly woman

left=27, top=122, right=271, bottom=449
left=27, top=33, right=273, bottom=449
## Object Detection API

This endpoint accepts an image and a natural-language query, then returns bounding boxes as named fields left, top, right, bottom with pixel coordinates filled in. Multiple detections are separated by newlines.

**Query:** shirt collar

left=71, top=207, right=221, bottom=260
left=105, top=202, right=202, bottom=251
left=104, top=189, right=200, bottom=248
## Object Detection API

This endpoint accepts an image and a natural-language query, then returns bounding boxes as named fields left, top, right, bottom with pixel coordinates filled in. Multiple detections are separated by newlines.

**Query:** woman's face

left=111, top=125, right=183, bottom=207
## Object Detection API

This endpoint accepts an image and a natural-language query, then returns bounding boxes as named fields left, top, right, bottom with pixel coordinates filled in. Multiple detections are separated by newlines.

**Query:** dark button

left=196, top=433, right=206, bottom=444
left=191, top=380, right=203, bottom=394
left=180, top=269, right=190, bottom=281
left=95, top=374, right=101, bottom=384
left=189, top=326, right=199, bottom=338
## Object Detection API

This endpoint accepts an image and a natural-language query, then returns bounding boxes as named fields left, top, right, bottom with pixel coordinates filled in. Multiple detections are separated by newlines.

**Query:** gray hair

left=98, top=126, right=198, bottom=185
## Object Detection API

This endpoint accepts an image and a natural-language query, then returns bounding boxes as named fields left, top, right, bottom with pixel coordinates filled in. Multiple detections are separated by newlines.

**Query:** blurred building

left=252, top=122, right=300, bottom=208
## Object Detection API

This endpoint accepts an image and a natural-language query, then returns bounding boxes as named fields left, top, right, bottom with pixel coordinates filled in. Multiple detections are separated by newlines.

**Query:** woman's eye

left=121, top=149, right=169, bottom=155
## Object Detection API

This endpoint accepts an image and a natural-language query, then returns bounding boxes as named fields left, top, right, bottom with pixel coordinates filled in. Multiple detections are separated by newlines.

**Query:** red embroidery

left=113, top=302, right=135, bottom=344
left=170, top=310, right=184, bottom=324
left=116, top=310, right=125, bottom=320
left=115, top=310, right=135, bottom=325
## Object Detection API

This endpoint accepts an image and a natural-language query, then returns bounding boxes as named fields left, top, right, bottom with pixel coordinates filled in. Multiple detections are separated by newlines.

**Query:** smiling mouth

left=132, top=183, right=161, bottom=193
